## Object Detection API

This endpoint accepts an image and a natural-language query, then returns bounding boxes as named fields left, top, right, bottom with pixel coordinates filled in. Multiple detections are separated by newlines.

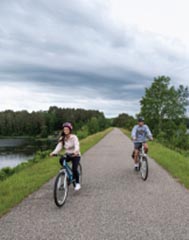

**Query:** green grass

left=0, top=128, right=112, bottom=217
left=121, top=128, right=189, bottom=189
left=149, top=141, right=189, bottom=189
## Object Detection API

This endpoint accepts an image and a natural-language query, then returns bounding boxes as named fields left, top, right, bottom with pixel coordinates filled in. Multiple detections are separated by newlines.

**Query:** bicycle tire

left=78, top=163, right=82, bottom=185
left=140, top=156, right=148, bottom=181
left=138, top=157, right=141, bottom=171
left=54, top=171, right=69, bottom=207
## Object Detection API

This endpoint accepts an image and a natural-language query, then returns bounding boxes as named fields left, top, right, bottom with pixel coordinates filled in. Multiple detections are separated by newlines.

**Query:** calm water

left=0, top=153, right=34, bottom=169
left=0, top=138, right=56, bottom=170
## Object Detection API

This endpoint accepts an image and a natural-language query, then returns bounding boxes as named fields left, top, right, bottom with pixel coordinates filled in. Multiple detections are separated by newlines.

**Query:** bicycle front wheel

left=78, top=163, right=82, bottom=185
left=140, top=156, right=148, bottom=181
left=54, top=171, right=69, bottom=207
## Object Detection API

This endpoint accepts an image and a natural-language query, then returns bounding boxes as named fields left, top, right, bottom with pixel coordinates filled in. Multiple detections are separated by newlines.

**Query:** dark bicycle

left=53, top=154, right=82, bottom=207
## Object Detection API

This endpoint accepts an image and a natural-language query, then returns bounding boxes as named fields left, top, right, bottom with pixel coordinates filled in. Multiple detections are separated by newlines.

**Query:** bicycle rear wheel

left=54, top=171, right=69, bottom=207
left=78, top=163, right=82, bottom=185
left=140, top=156, right=148, bottom=181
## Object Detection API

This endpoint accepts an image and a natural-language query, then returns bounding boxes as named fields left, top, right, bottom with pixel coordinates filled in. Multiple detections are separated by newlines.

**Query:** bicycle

left=135, top=141, right=149, bottom=181
left=53, top=154, right=82, bottom=207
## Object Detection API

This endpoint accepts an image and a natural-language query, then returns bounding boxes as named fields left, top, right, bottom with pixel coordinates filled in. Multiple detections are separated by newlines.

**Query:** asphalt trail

left=0, top=128, right=189, bottom=240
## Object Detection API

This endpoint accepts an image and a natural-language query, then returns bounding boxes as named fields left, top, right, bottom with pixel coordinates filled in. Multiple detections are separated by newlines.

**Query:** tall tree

left=88, top=117, right=99, bottom=134
left=140, top=76, right=189, bottom=135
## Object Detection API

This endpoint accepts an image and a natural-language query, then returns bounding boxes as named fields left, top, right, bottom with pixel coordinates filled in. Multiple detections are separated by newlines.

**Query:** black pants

left=59, top=156, right=80, bottom=183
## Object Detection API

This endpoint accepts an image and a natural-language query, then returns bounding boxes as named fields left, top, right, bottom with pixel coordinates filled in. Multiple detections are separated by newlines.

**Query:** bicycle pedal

left=134, top=166, right=139, bottom=171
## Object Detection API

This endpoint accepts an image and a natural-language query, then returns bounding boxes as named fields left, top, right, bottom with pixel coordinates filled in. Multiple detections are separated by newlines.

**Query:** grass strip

left=121, top=128, right=189, bottom=189
left=0, top=128, right=112, bottom=217
left=149, top=141, right=189, bottom=189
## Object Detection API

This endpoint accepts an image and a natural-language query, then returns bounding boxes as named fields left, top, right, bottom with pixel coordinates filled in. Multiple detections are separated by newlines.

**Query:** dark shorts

left=134, top=142, right=142, bottom=150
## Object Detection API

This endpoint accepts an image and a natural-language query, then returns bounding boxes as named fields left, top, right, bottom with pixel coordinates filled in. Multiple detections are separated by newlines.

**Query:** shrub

left=0, top=171, right=7, bottom=181
left=0, top=167, right=15, bottom=181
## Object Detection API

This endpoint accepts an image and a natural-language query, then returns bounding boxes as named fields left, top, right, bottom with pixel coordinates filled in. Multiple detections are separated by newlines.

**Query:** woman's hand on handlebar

left=49, top=152, right=57, bottom=157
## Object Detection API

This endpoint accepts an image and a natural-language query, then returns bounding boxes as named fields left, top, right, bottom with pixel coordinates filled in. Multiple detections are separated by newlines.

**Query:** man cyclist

left=131, top=117, right=153, bottom=171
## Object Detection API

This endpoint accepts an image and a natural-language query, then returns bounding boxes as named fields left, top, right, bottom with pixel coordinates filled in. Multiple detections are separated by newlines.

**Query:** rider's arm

left=145, top=125, right=153, bottom=140
left=73, top=135, right=80, bottom=155
left=131, top=125, right=137, bottom=140
left=50, top=142, right=63, bottom=156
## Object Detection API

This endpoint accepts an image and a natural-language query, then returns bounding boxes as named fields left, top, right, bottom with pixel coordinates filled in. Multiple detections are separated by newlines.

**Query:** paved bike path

left=0, top=128, right=189, bottom=240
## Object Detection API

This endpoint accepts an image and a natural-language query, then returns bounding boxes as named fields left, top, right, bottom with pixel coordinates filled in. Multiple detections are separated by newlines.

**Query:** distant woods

left=0, top=76, right=189, bottom=151
left=0, top=107, right=110, bottom=139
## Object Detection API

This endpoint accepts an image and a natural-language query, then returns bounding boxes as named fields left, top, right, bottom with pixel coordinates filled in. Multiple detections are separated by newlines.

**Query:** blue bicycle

left=53, top=154, right=82, bottom=207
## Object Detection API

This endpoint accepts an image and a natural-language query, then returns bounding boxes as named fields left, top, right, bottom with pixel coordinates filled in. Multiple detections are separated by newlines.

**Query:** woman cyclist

left=50, top=122, right=81, bottom=191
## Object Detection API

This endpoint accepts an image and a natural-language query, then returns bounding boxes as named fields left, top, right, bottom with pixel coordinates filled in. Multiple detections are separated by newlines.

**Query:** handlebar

left=133, top=138, right=153, bottom=143
left=51, top=153, right=75, bottom=158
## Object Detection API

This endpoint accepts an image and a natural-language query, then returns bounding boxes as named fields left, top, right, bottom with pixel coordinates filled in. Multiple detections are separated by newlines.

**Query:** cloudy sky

left=0, top=0, right=189, bottom=117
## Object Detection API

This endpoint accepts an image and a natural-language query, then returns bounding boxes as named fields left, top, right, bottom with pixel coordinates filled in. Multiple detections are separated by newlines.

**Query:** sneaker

left=134, top=164, right=139, bottom=171
left=74, top=183, right=81, bottom=191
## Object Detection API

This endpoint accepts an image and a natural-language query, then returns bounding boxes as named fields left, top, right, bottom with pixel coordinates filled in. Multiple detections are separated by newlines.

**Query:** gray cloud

left=0, top=0, right=188, bottom=117
left=0, top=62, right=150, bottom=100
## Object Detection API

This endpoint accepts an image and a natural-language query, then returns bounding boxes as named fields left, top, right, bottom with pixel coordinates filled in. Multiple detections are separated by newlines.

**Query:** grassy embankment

left=121, top=129, right=189, bottom=189
left=0, top=128, right=112, bottom=217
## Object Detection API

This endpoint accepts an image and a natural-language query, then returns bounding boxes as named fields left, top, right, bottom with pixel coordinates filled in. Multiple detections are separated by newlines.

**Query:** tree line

left=1, top=76, right=189, bottom=151
left=0, top=107, right=110, bottom=139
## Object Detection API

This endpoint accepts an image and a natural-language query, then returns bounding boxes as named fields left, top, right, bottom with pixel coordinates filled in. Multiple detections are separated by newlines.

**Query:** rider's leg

left=133, top=143, right=141, bottom=164
left=143, top=143, right=149, bottom=153
left=134, top=149, right=139, bottom=164
left=133, top=143, right=142, bottom=170
left=72, top=156, right=80, bottom=184
left=59, top=156, right=66, bottom=166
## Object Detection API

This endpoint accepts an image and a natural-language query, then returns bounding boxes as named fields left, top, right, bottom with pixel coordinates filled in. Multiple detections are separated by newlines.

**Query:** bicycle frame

left=62, top=159, right=74, bottom=182
left=134, top=140, right=147, bottom=155
left=139, top=144, right=147, bottom=158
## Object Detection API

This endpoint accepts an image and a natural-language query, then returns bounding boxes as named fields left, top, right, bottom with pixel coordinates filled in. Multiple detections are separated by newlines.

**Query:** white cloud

left=108, top=0, right=189, bottom=47
left=0, top=0, right=188, bottom=117
left=0, top=81, right=139, bottom=117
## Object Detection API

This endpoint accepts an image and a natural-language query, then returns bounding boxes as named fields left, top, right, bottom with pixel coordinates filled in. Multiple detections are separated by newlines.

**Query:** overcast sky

left=0, top=0, right=189, bottom=117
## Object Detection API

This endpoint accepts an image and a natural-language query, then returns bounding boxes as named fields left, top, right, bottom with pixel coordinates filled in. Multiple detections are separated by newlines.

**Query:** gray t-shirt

left=131, top=124, right=153, bottom=142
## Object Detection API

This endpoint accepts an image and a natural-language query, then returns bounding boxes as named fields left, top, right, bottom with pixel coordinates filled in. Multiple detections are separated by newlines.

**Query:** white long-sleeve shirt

left=52, top=134, right=81, bottom=156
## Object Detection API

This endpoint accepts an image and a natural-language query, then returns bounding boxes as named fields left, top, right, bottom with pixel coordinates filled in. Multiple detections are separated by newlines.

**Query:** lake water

left=0, top=138, right=56, bottom=170
left=0, top=153, right=34, bottom=169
